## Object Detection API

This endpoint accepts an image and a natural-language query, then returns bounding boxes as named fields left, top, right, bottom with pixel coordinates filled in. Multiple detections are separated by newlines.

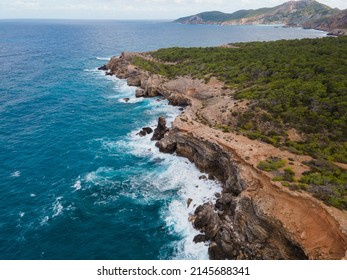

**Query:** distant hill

left=303, top=9, right=347, bottom=35
left=174, top=0, right=339, bottom=27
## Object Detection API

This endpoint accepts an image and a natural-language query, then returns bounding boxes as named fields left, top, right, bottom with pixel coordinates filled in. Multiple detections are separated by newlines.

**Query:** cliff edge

left=100, top=52, right=347, bottom=260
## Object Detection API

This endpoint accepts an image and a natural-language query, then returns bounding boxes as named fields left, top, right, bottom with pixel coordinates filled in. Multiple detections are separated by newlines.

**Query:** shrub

left=257, top=157, right=286, bottom=172
left=283, top=168, right=295, bottom=182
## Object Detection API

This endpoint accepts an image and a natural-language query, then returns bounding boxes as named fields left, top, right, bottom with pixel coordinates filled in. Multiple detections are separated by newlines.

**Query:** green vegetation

left=257, top=157, right=347, bottom=209
left=273, top=168, right=296, bottom=182
left=134, top=37, right=347, bottom=164
left=257, top=157, right=286, bottom=171
left=174, top=0, right=336, bottom=24
left=175, top=11, right=243, bottom=23
left=133, top=37, right=347, bottom=209
left=299, top=160, right=347, bottom=210
left=257, top=157, right=295, bottom=182
left=175, top=1, right=337, bottom=25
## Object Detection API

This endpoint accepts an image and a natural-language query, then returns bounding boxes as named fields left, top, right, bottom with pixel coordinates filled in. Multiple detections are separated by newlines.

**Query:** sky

left=0, top=0, right=346, bottom=20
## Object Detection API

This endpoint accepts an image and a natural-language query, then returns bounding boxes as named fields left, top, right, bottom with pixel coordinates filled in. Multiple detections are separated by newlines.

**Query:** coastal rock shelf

left=99, top=52, right=347, bottom=260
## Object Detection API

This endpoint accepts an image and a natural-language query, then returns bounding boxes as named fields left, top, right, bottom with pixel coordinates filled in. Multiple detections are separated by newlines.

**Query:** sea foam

left=94, top=68, right=221, bottom=259
left=52, top=197, right=64, bottom=218
left=114, top=98, right=221, bottom=259
left=72, top=179, right=82, bottom=191
left=10, top=171, right=21, bottom=178
left=96, top=57, right=111, bottom=61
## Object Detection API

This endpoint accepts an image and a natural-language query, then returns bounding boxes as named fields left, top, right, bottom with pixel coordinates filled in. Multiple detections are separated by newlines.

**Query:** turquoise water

left=0, top=20, right=326, bottom=259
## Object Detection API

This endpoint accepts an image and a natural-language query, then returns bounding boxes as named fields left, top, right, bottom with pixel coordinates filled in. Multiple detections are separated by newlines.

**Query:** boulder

left=142, top=127, right=153, bottom=134
left=138, top=127, right=153, bottom=137
left=151, top=116, right=169, bottom=141
left=135, top=89, right=146, bottom=98
left=193, top=234, right=208, bottom=243
left=193, top=203, right=221, bottom=240
left=156, top=136, right=177, bottom=154
left=138, top=130, right=147, bottom=137
left=98, top=65, right=108, bottom=71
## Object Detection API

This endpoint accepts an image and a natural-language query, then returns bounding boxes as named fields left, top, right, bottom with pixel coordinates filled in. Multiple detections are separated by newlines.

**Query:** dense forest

left=133, top=37, right=347, bottom=209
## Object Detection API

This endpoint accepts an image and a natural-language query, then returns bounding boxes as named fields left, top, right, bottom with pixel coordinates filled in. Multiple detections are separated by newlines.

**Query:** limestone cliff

left=100, top=53, right=347, bottom=260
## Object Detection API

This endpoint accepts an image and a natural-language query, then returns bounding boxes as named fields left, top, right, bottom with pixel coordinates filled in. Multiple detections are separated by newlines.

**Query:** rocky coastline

left=99, top=52, right=347, bottom=260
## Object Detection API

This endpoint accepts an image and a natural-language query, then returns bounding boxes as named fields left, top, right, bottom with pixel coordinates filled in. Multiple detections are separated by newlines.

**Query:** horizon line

left=0, top=18, right=175, bottom=21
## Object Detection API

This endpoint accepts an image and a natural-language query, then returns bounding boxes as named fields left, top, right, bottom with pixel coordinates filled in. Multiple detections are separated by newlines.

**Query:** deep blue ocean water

left=0, top=20, right=326, bottom=260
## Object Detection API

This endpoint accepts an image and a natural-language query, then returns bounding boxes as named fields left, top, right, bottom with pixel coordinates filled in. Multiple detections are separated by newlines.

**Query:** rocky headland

left=303, top=9, right=347, bottom=36
left=99, top=52, right=347, bottom=260
left=174, top=0, right=346, bottom=36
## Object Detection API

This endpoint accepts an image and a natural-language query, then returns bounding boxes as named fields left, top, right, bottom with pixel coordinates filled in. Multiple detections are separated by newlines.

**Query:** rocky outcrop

left=138, top=127, right=153, bottom=137
left=157, top=126, right=347, bottom=260
left=303, top=9, right=347, bottom=36
left=101, top=52, right=347, bottom=260
left=100, top=53, right=192, bottom=106
left=151, top=117, right=169, bottom=141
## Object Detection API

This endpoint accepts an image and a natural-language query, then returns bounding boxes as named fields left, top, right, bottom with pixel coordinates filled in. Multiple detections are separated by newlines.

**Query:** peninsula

left=99, top=37, right=347, bottom=259
left=174, top=0, right=347, bottom=36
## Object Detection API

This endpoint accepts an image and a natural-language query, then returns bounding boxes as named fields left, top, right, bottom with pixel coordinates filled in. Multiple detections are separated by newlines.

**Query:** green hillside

left=133, top=37, right=347, bottom=209
left=174, top=0, right=337, bottom=26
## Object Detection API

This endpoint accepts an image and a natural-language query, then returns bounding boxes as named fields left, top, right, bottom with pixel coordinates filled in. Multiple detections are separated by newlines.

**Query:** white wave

left=38, top=197, right=75, bottom=227
left=19, top=212, right=25, bottom=218
left=118, top=108, right=179, bottom=159
left=113, top=100, right=180, bottom=155
left=100, top=77, right=139, bottom=100
left=85, top=172, right=98, bottom=183
left=10, top=171, right=21, bottom=178
left=98, top=70, right=221, bottom=259
left=116, top=121, right=221, bottom=259
left=52, top=197, right=64, bottom=218
left=40, top=216, right=49, bottom=226
left=99, top=138, right=119, bottom=152
left=117, top=97, right=144, bottom=104
left=159, top=158, right=221, bottom=260
left=83, top=68, right=98, bottom=72
left=96, top=56, right=111, bottom=61
left=84, top=167, right=116, bottom=186
left=114, top=79, right=137, bottom=95
left=127, top=153, right=221, bottom=259
left=72, top=179, right=82, bottom=191
left=30, top=193, right=36, bottom=197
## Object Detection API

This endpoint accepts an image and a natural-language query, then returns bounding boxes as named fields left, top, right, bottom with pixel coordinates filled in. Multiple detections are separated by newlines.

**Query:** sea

left=0, top=19, right=327, bottom=260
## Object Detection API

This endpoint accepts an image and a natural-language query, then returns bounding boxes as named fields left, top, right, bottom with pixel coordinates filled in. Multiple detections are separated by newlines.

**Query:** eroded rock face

left=156, top=135, right=177, bottom=153
left=157, top=128, right=347, bottom=260
left=135, top=89, right=146, bottom=98
left=158, top=130, right=244, bottom=194
left=102, top=54, right=194, bottom=106
left=193, top=203, right=221, bottom=241
left=151, top=116, right=169, bottom=141
left=101, top=53, right=347, bottom=260
left=199, top=195, right=308, bottom=260
left=157, top=132, right=306, bottom=260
